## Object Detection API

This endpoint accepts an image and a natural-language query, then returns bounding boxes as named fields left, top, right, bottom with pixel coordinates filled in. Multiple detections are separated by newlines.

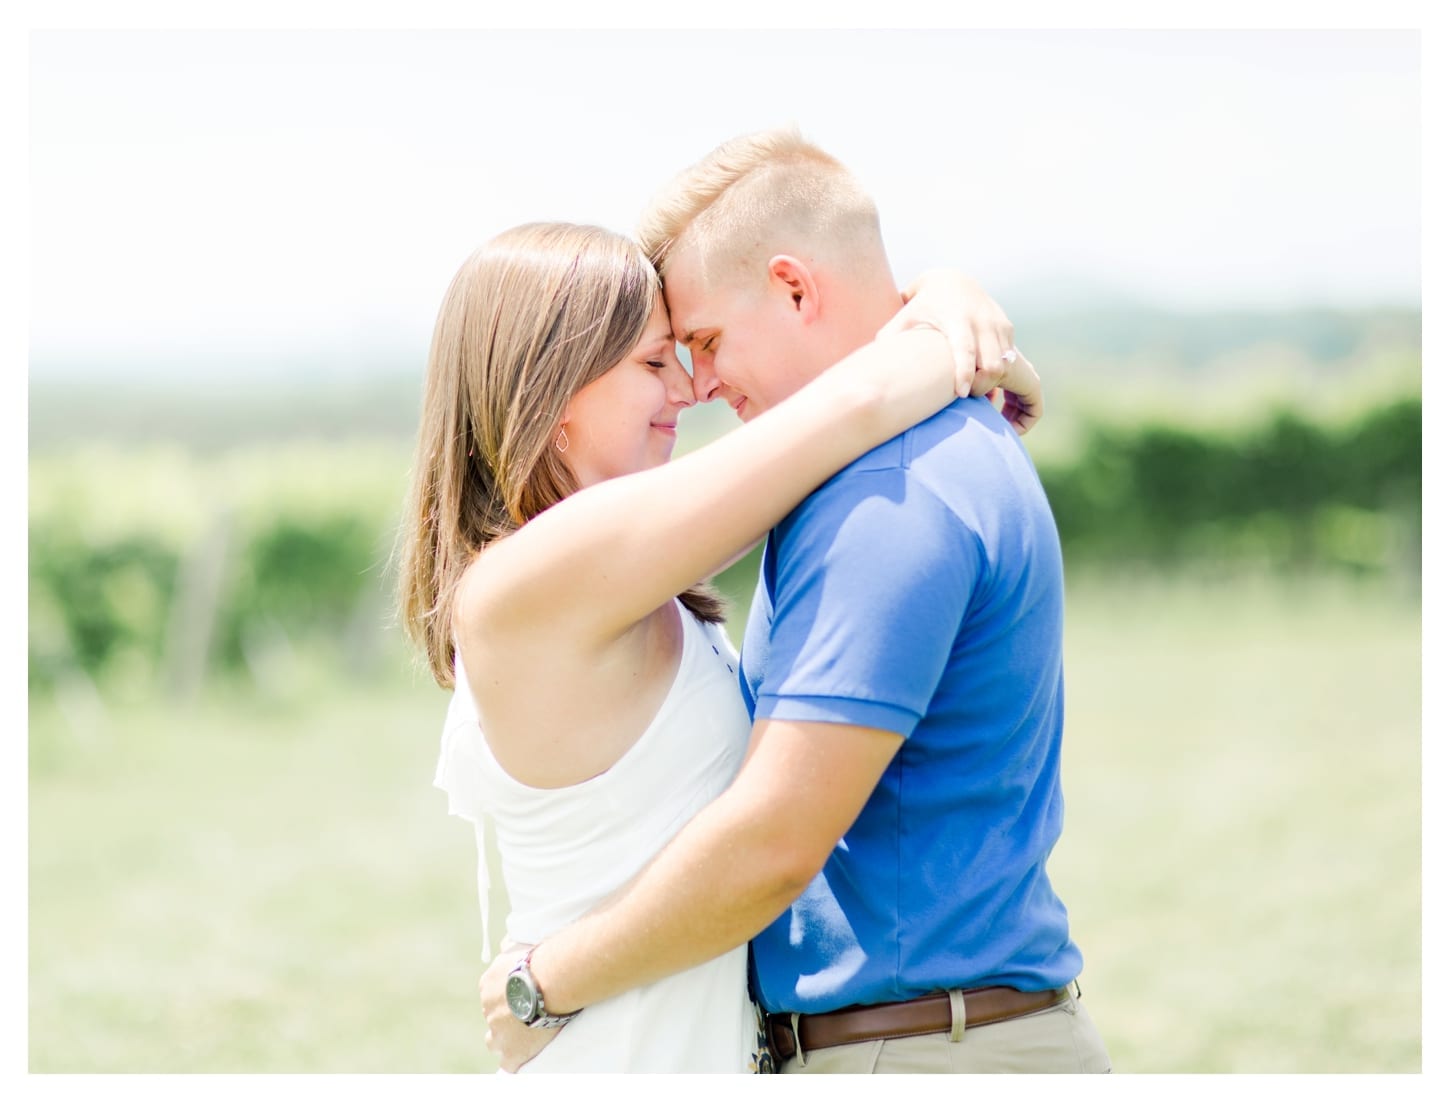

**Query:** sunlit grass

left=29, top=675, right=488, bottom=1072
left=1054, top=572, right=1420, bottom=1072
left=28, top=574, right=1420, bottom=1072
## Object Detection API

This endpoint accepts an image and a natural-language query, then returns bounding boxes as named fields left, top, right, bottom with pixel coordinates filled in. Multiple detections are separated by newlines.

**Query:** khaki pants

left=779, top=986, right=1111, bottom=1074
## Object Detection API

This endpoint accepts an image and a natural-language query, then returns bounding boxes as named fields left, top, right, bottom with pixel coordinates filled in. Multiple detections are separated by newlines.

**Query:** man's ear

left=766, top=255, right=821, bottom=324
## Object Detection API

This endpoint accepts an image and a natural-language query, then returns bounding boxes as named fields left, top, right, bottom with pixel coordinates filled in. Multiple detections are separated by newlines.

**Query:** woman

left=397, top=222, right=1037, bottom=1072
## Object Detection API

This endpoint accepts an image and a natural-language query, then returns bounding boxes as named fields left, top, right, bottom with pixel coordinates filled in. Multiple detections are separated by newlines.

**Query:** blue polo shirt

left=741, top=396, right=1082, bottom=1014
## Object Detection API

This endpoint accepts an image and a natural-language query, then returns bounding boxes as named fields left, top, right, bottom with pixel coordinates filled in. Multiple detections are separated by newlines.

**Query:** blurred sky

left=27, top=24, right=1422, bottom=379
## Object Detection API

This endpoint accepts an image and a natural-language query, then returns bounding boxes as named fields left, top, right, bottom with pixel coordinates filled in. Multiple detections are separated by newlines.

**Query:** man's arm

left=480, top=716, right=904, bottom=1070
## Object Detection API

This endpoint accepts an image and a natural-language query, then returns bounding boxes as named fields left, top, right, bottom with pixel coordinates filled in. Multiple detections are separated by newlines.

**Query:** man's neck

left=807, top=264, right=910, bottom=379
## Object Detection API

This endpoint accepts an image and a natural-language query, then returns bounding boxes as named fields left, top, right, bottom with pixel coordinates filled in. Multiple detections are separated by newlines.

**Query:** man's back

left=740, top=395, right=1081, bottom=1014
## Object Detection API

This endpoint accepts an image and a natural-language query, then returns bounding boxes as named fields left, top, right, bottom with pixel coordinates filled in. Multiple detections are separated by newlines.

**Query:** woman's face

left=558, top=297, right=695, bottom=488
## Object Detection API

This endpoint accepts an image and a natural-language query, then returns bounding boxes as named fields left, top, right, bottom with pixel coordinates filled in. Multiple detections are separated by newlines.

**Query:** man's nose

left=692, top=357, right=720, bottom=404
left=666, top=359, right=696, bottom=407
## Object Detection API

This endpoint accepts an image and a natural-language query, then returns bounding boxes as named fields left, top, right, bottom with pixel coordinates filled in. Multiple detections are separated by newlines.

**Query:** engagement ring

left=1001, top=348, right=1018, bottom=365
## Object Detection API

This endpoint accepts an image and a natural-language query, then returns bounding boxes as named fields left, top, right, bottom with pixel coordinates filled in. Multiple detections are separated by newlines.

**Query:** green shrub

left=1037, top=395, right=1421, bottom=574
left=28, top=443, right=408, bottom=696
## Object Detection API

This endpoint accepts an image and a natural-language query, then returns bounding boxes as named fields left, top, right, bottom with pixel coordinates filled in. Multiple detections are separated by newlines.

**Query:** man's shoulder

left=775, top=410, right=981, bottom=552
left=774, top=394, right=1046, bottom=562
left=804, top=399, right=1002, bottom=502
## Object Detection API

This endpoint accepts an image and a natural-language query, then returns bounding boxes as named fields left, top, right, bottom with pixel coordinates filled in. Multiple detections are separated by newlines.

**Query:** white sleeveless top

left=434, top=601, right=758, bottom=1073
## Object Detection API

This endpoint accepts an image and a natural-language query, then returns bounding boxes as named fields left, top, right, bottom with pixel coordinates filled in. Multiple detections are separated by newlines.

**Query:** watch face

left=505, top=972, right=536, bottom=1021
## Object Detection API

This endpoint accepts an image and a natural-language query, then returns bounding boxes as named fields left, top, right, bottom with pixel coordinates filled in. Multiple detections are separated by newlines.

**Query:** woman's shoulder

left=452, top=542, right=548, bottom=658
left=452, top=544, right=496, bottom=620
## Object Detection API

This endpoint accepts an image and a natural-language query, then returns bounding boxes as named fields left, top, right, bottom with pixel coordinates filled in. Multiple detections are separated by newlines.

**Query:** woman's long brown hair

left=396, top=222, right=723, bottom=688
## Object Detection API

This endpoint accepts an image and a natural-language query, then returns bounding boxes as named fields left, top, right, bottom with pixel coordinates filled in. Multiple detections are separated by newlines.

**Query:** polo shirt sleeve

left=753, top=465, right=982, bottom=738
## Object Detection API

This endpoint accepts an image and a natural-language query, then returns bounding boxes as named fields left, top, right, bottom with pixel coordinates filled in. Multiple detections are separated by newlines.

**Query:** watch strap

left=511, top=947, right=579, bottom=1030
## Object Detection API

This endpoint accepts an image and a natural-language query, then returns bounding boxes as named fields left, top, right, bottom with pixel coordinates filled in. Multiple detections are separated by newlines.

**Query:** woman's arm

left=461, top=327, right=944, bottom=643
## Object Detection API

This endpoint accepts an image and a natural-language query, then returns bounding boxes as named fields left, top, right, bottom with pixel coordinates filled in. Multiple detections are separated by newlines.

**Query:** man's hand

left=479, top=944, right=563, bottom=1073
left=876, top=270, right=1042, bottom=434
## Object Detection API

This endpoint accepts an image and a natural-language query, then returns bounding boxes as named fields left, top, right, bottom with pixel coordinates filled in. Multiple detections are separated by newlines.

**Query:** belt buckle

left=765, top=1015, right=795, bottom=1066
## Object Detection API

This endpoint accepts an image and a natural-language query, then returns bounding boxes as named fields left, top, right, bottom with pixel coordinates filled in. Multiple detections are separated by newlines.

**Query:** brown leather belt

left=765, top=986, right=1070, bottom=1064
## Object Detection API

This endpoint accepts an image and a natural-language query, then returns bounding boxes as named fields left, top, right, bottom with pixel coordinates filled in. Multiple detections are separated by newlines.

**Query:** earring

left=555, top=428, right=569, bottom=453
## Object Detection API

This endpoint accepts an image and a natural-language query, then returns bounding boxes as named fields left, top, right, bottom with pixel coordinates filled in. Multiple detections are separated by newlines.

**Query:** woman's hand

left=995, top=346, right=1044, bottom=436
left=876, top=270, right=1043, bottom=434
left=479, top=943, right=564, bottom=1073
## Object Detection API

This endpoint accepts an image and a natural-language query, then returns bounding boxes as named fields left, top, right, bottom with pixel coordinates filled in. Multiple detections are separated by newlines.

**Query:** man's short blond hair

left=637, top=127, right=885, bottom=286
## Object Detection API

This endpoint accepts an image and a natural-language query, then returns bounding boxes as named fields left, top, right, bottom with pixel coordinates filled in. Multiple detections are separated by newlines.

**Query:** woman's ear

left=766, top=255, right=821, bottom=324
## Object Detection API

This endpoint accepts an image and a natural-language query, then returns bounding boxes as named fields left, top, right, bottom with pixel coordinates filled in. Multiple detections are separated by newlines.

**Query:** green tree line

left=27, top=396, right=1421, bottom=698
left=1038, top=395, right=1420, bottom=574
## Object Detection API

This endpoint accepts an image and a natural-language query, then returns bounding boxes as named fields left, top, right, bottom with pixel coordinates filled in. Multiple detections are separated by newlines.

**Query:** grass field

left=28, top=573, right=1421, bottom=1073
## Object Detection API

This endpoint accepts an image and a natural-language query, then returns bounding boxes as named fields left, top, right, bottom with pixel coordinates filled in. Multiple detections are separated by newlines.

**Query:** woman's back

left=435, top=602, right=760, bottom=1072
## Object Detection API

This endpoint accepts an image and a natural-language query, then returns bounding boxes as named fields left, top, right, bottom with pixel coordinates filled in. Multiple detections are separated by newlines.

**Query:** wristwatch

left=504, top=947, right=580, bottom=1029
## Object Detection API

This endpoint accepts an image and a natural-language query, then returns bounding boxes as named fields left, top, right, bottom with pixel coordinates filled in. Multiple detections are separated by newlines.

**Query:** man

left=481, top=128, right=1111, bottom=1074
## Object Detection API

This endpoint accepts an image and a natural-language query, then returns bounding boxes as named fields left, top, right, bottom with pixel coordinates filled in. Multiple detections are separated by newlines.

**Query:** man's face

left=662, top=245, right=823, bottom=422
